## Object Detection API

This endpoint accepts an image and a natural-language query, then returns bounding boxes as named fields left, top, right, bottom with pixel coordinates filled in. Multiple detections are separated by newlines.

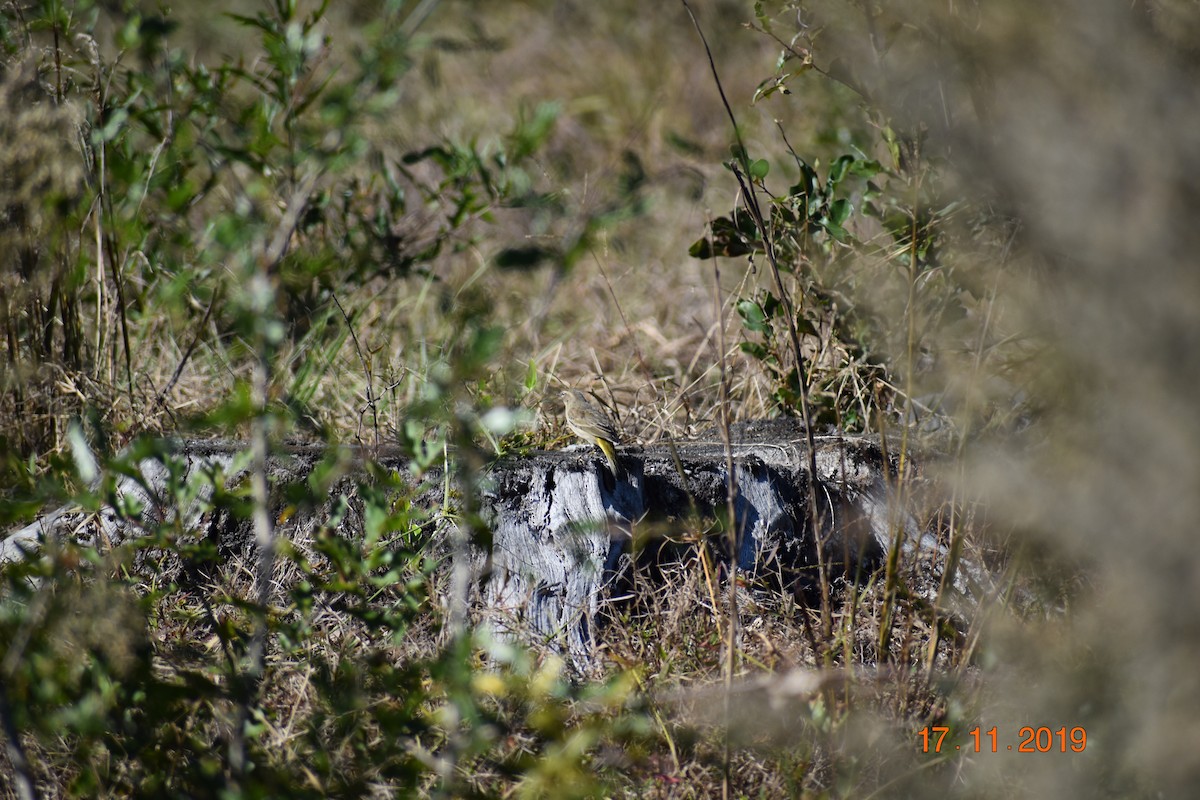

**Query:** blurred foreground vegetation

left=3, top=0, right=1200, bottom=797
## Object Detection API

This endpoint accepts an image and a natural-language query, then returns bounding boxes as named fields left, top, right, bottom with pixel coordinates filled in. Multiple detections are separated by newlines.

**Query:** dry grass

left=3, top=0, right=1200, bottom=797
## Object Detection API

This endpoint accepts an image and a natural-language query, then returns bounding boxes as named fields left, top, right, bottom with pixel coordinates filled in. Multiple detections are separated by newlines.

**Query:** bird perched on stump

left=560, top=389, right=622, bottom=479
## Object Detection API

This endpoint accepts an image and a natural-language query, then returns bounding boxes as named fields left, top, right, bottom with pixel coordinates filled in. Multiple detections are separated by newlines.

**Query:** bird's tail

left=595, top=437, right=623, bottom=480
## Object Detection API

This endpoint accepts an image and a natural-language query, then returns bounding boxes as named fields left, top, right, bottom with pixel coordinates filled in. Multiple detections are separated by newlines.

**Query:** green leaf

left=796, top=317, right=819, bottom=337
left=689, top=236, right=715, bottom=259
left=828, top=198, right=852, bottom=226
left=689, top=213, right=758, bottom=259
left=762, top=292, right=781, bottom=319
left=850, top=159, right=883, bottom=178
left=94, top=107, right=130, bottom=144
left=749, top=158, right=770, bottom=181
left=799, top=162, right=820, bottom=195
left=752, top=75, right=785, bottom=104
left=824, top=222, right=850, bottom=243
left=882, top=125, right=901, bottom=167
left=740, top=341, right=769, bottom=361
left=524, top=359, right=538, bottom=392
left=828, top=154, right=854, bottom=185
left=737, top=299, right=769, bottom=333
left=732, top=208, right=760, bottom=237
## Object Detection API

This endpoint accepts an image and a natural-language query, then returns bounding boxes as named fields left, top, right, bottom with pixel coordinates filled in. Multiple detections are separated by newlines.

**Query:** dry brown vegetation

left=3, top=0, right=1200, bottom=797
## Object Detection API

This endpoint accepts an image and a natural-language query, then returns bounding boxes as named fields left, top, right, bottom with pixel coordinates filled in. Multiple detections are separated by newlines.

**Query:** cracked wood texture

left=479, top=419, right=962, bottom=662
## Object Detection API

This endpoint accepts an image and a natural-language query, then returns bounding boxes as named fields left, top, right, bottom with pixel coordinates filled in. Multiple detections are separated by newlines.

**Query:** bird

left=560, top=389, right=622, bottom=479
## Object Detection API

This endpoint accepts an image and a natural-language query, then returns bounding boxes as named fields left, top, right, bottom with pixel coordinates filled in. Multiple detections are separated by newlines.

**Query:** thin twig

left=677, top=13, right=749, bottom=796
left=711, top=251, right=742, bottom=800
left=155, top=285, right=221, bottom=412
left=332, top=292, right=379, bottom=450
left=877, top=162, right=924, bottom=659
left=679, top=0, right=831, bottom=648
left=92, top=56, right=136, bottom=411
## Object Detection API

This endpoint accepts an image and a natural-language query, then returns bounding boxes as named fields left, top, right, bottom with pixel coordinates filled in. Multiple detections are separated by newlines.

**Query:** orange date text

left=918, top=726, right=1087, bottom=753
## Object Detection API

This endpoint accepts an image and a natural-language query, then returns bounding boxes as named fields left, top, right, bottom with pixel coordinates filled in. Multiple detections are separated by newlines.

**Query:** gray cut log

left=476, top=419, right=972, bottom=662
left=1, top=420, right=973, bottom=663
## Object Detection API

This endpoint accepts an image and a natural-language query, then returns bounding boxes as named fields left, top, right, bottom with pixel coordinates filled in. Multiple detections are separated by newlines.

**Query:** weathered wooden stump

left=476, top=419, right=960, bottom=661
left=1, top=420, right=966, bottom=663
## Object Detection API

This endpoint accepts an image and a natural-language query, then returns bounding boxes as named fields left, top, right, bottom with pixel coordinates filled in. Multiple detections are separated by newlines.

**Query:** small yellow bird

left=560, top=389, right=622, bottom=478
